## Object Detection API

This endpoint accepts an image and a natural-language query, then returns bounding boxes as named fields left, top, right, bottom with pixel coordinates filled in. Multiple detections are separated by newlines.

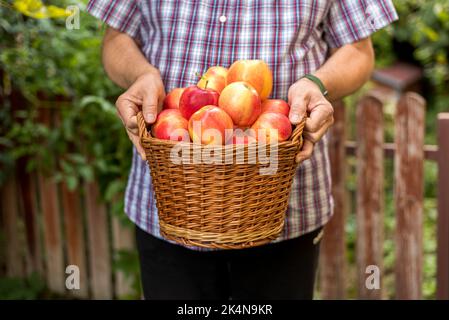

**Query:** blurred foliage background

left=0, top=0, right=448, bottom=299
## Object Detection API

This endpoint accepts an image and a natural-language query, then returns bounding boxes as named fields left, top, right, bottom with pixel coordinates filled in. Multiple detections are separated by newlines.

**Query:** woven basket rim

left=137, top=111, right=307, bottom=149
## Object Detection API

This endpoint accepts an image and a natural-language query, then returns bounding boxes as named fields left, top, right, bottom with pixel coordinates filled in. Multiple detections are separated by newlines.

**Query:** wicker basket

left=137, top=111, right=305, bottom=249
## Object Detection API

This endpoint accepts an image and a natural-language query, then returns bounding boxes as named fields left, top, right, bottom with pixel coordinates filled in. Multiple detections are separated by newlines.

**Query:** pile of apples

left=152, top=60, right=292, bottom=145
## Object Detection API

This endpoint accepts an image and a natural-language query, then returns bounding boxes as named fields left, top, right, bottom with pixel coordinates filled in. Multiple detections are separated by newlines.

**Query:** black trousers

left=136, top=226, right=322, bottom=300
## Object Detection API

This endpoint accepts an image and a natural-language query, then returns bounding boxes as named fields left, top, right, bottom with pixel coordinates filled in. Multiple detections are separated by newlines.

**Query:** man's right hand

left=115, top=71, right=165, bottom=160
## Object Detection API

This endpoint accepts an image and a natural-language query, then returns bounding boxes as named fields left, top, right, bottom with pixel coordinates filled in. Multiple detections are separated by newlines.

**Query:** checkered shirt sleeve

left=87, top=0, right=141, bottom=39
left=324, top=0, right=398, bottom=48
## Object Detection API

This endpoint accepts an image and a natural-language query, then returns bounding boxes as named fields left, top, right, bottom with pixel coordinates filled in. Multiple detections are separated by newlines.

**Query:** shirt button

left=219, top=15, right=227, bottom=23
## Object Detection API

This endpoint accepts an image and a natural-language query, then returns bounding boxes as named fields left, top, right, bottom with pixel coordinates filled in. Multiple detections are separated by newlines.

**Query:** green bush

left=374, top=0, right=449, bottom=92
left=372, top=0, right=449, bottom=144
left=0, top=1, right=127, bottom=193
left=0, top=273, right=45, bottom=299
left=0, top=1, right=138, bottom=298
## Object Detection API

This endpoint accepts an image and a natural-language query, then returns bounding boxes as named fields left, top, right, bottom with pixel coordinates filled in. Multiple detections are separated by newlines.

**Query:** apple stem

left=205, top=80, right=209, bottom=89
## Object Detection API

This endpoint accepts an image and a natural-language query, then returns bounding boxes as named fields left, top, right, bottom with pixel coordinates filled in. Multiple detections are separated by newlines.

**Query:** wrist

left=300, top=74, right=328, bottom=97
left=295, top=77, right=323, bottom=96
left=130, top=66, right=161, bottom=86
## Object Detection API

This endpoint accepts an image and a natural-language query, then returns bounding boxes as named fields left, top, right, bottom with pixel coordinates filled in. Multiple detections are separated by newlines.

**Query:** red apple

left=188, top=105, right=234, bottom=145
left=179, top=86, right=219, bottom=120
left=261, top=99, right=290, bottom=117
left=163, top=88, right=185, bottom=109
left=226, top=60, right=273, bottom=101
left=197, top=66, right=228, bottom=94
left=251, top=112, right=292, bottom=143
left=151, top=109, right=190, bottom=141
left=218, top=81, right=261, bottom=127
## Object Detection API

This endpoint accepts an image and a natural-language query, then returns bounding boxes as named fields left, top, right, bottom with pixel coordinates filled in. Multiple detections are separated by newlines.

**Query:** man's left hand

left=288, top=77, right=334, bottom=164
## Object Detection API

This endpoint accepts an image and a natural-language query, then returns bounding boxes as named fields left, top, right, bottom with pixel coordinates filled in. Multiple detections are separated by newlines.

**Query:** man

left=87, top=0, right=397, bottom=299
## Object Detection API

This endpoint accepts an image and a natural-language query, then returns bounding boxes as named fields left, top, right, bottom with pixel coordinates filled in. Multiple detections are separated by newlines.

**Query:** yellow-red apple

left=151, top=109, right=190, bottom=141
left=261, top=99, right=290, bottom=117
left=218, top=81, right=261, bottom=127
left=163, top=88, right=185, bottom=109
left=188, top=105, right=234, bottom=145
left=197, top=66, right=228, bottom=94
left=251, top=112, right=292, bottom=143
left=179, top=85, right=220, bottom=120
left=226, top=60, right=273, bottom=101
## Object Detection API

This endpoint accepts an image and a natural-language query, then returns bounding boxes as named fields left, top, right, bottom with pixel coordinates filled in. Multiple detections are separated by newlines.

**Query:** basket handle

left=137, top=111, right=151, bottom=142
left=290, top=114, right=307, bottom=145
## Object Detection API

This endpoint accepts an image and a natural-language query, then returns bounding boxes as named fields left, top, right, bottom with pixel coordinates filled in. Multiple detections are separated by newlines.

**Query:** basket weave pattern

left=138, top=112, right=305, bottom=249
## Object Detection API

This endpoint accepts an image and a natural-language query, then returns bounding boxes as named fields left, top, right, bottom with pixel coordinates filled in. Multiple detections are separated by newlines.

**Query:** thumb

left=142, top=93, right=158, bottom=124
left=289, top=97, right=308, bottom=125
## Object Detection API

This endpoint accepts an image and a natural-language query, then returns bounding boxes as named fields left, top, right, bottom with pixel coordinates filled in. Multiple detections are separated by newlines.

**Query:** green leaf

left=65, top=175, right=78, bottom=191
left=78, top=165, right=94, bottom=182
left=104, top=179, right=123, bottom=201
left=80, top=95, right=116, bottom=113
left=60, top=159, right=74, bottom=175
left=67, top=153, right=86, bottom=164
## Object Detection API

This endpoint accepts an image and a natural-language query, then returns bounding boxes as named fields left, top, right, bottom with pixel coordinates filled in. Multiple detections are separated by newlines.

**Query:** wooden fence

left=1, top=172, right=135, bottom=299
left=0, top=97, right=135, bottom=299
left=1, top=91, right=448, bottom=299
left=320, top=91, right=449, bottom=300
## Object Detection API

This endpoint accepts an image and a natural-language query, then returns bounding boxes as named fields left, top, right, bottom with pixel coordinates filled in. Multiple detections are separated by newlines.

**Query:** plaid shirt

left=87, top=0, right=397, bottom=250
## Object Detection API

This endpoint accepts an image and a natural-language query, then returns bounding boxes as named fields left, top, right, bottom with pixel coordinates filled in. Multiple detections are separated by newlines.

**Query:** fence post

left=38, top=171, right=65, bottom=293
left=112, top=214, right=135, bottom=298
left=16, top=165, right=43, bottom=276
left=85, top=182, right=113, bottom=299
left=356, top=94, right=384, bottom=299
left=61, top=183, right=88, bottom=298
left=394, top=92, right=425, bottom=299
left=50, top=106, right=89, bottom=298
left=437, top=113, right=449, bottom=300
left=0, top=176, right=25, bottom=277
left=320, top=100, right=347, bottom=299
left=37, top=106, right=65, bottom=294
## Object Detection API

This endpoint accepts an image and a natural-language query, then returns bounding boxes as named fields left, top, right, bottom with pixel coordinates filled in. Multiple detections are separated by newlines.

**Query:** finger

left=142, top=90, right=159, bottom=124
left=303, top=117, right=334, bottom=144
left=116, top=96, right=140, bottom=135
left=157, top=89, right=166, bottom=113
left=296, top=139, right=314, bottom=163
left=126, top=129, right=146, bottom=161
left=289, top=94, right=309, bottom=125
left=305, top=103, right=333, bottom=133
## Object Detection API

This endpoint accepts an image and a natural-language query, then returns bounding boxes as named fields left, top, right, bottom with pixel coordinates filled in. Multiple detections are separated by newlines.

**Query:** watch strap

left=302, top=74, right=328, bottom=97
